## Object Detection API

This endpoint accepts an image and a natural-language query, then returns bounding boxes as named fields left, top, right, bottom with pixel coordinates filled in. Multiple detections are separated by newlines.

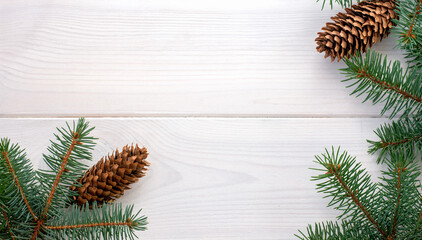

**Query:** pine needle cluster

left=0, top=118, right=147, bottom=239
left=299, top=0, right=422, bottom=238
left=317, top=0, right=357, bottom=9
left=393, top=0, right=422, bottom=69
left=297, top=148, right=422, bottom=239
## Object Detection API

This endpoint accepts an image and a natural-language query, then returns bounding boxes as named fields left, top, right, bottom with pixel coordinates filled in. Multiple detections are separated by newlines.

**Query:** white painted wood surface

left=0, top=0, right=403, bottom=117
left=0, top=0, right=400, bottom=239
left=0, top=118, right=387, bottom=239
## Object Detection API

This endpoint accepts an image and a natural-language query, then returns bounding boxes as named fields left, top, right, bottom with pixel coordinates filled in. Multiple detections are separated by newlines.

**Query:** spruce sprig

left=45, top=202, right=147, bottom=240
left=37, top=118, right=96, bottom=219
left=303, top=0, right=422, bottom=238
left=297, top=148, right=422, bottom=239
left=368, top=117, right=422, bottom=163
left=0, top=118, right=147, bottom=239
left=311, top=147, right=384, bottom=238
left=341, top=50, right=422, bottom=118
left=0, top=138, right=41, bottom=238
left=297, top=220, right=372, bottom=239
left=393, top=0, right=422, bottom=69
left=377, top=151, right=422, bottom=238
left=317, top=0, right=355, bottom=9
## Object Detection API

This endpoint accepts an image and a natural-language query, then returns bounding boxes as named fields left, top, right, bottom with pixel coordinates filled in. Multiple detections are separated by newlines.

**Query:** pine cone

left=315, top=0, right=397, bottom=61
left=72, top=144, right=150, bottom=206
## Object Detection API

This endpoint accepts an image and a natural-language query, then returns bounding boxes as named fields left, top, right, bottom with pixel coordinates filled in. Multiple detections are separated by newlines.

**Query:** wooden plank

left=0, top=0, right=404, bottom=117
left=0, top=118, right=388, bottom=239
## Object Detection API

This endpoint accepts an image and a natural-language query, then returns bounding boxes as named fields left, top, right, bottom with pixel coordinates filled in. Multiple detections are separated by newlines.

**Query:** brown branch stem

left=45, top=220, right=133, bottom=230
left=31, top=132, right=81, bottom=240
left=408, top=212, right=422, bottom=239
left=382, top=135, right=422, bottom=148
left=1, top=207, right=15, bottom=240
left=357, top=69, right=422, bottom=103
left=404, top=0, right=421, bottom=41
left=41, top=132, right=79, bottom=218
left=2, top=151, right=37, bottom=221
left=390, top=166, right=403, bottom=238
left=417, top=213, right=422, bottom=231
left=30, top=220, right=44, bottom=240
left=330, top=165, right=387, bottom=237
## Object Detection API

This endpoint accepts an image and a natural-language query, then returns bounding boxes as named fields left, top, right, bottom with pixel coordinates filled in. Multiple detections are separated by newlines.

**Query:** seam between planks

left=0, top=114, right=390, bottom=119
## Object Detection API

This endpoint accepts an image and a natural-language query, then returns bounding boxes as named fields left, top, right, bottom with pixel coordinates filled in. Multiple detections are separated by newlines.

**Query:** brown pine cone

left=72, top=144, right=150, bottom=206
left=315, top=0, right=397, bottom=61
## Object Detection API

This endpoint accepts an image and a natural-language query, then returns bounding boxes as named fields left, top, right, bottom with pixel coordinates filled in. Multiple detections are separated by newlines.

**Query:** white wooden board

left=0, top=118, right=388, bottom=239
left=0, top=0, right=404, bottom=117
left=0, top=0, right=406, bottom=239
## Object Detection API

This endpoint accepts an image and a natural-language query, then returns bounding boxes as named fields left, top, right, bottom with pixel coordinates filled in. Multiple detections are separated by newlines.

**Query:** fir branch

left=45, top=221, right=134, bottom=230
left=405, top=1, right=421, bottom=40
left=33, top=118, right=96, bottom=239
left=31, top=220, right=44, bottom=240
left=368, top=117, right=422, bottom=163
left=0, top=138, right=40, bottom=238
left=44, top=202, right=147, bottom=240
left=393, top=0, right=422, bottom=68
left=342, top=51, right=422, bottom=118
left=0, top=119, right=148, bottom=239
left=296, top=220, right=369, bottom=239
left=1, top=207, right=14, bottom=240
left=378, top=152, right=422, bottom=239
left=409, top=212, right=422, bottom=239
left=300, top=148, right=422, bottom=239
left=0, top=197, right=9, bottom=239
left=390, top=166, right=402, bottom=237
left=317, top=0, right=355, bottom=9
left=296, top=221, right=345, bottom=240
left=41, top=131, right=81, bottom=218
left=37, top=118, right=96, bottom=219
left=312, top=147, right=386, bottom=237
left=2, top=150, right=37, bottom=221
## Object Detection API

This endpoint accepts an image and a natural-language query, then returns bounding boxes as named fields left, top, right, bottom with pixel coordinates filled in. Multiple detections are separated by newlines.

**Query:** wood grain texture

left=0, top=118, right=388, bottom=239
left=0, top=0, right=405, bottom=239
left=0, top=0, right=404, bottom=117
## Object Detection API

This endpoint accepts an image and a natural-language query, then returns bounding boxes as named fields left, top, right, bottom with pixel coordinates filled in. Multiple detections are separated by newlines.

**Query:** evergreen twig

left=342, top=50, right=422, bottom=118
left=1, top=206, right=14, bottom=240
left=317, top=0, right=355, bottom=9
left=296, top=220, right=364, bottom=239
left=312, top=147, right=386, bottom=237
left=45, top=202, right=147, bottom=240
left=0, top=138, right=41, bottom=238
left=0, top=118, right=148, bottom=239
left=304, top=0, right=422, bottom=238
left=393, top=0, right=422, bottom=69
left=368, top=117, right=422, bottom=163
left=298, top=148, right=422, bottom=239
left=2, top=150, right=37, bottom=221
